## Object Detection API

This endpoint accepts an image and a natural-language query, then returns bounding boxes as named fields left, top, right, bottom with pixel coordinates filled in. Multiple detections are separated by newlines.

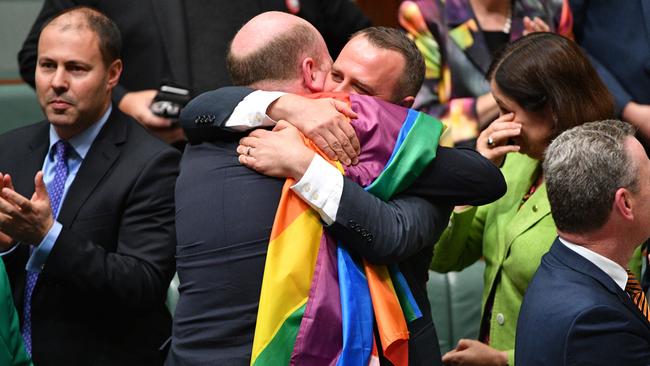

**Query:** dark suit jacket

left=571, top=0, right=650, bottom=116
left=516, top=239, right=650, bottom=366
left=18, top=0, right=369, bottom=101
left=0, top=109, right=180, bottom=365
left=168, top=89, right=506, bottom=365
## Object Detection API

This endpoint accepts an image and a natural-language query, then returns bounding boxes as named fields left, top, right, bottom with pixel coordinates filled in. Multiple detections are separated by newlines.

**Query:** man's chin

left=45, top=111, right=76, bottom=127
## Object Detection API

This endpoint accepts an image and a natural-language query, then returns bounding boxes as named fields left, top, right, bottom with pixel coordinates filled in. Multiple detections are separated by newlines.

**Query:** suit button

left=367, top=236, right=373, bottom=243
left=532, top=205, right=538, bottom=212
left=303, top=183, right=311, bottom=193
left=496, top=313, right=505, bottom=325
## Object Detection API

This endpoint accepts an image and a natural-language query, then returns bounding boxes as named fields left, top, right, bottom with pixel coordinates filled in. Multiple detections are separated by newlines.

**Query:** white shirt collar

left=559, top=237, right=628, bottom=291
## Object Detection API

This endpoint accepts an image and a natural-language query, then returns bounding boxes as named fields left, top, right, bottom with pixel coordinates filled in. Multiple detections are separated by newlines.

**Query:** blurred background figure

left=430, top=33, right=616, bottom=366
left=17, top=0, right=371, bottom=146
left=398, top=0, right=572, bottom=147
left=570, top=0, right=650, bottom=151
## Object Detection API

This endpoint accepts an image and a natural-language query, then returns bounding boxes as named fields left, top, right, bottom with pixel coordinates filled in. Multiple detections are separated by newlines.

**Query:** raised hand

left=0, top=171, right=54, bottom=245
left=523, top=16, right=551, bottom=36
left=477, top=113, right=521, bottom=166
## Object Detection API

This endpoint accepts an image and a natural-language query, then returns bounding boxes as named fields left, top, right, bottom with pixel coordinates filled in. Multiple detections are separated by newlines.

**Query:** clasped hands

left=237, top=121, right=315, bottom=181
left=0, top=172, right=54, bottom=250
left=238, top=96, right=360, bottom=179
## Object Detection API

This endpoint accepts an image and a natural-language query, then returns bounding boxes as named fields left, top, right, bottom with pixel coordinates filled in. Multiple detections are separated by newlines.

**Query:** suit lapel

left=56, top=111, right=126, bottom=226
left=150, top=0, right=190, bottom=88
left=500, top=157, right=550, bottom=249
left=552, top=240, right=650, bottom=331
left=506, top=182, right=550, bottom=246
left=11, top=123, right=50, bottom=198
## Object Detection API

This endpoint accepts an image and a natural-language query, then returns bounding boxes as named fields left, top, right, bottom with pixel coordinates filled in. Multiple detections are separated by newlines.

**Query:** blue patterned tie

left=22, top=140, right=70, bottom=355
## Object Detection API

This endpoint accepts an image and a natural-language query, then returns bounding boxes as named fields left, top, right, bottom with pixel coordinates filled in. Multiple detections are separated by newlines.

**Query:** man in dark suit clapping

left=0, top=7, right=179, bottom=365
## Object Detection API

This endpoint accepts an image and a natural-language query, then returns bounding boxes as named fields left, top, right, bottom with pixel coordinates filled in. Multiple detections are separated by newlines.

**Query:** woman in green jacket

left=434, top=33, right=616, bottom=366
left=0, top=259, right=30, bottom=365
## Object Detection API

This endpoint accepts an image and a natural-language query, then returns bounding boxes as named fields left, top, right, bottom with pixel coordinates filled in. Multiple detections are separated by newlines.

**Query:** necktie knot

left=54, top=140, right=70, bottom=163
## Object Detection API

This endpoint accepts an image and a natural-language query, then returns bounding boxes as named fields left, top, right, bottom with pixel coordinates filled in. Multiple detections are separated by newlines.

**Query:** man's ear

left=613, top=188, right=634, bottom=221
left=106, top=59, right=123, bottom=90
left=301, top=57, right=324, bottom=93
left=399, top=96, right=415, bottom=108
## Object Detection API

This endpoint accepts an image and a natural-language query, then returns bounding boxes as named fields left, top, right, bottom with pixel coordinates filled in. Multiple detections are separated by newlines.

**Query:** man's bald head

left=227, top=11, right=331, bottom=92
left=42, top=6, right=121, bottom=67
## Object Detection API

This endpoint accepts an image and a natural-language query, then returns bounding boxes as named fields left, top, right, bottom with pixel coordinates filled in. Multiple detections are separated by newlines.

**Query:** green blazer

left=432, top=152, right=644, bottom=365
left=432, top=153, right=554, bottom=365
left=0, top=260, right=30, bottom=366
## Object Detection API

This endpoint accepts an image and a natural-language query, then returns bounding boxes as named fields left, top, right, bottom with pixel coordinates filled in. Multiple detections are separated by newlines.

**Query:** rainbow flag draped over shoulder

left=251, top=93, right=444, bottom=366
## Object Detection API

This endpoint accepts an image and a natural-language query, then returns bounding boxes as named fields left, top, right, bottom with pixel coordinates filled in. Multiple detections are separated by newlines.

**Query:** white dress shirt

left=559, top=237, right=628, bottom=290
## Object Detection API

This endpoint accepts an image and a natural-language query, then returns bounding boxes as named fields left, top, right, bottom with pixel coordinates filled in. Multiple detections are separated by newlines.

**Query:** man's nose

left=50, top=67, right=69, bottom=92
left=331, top=81, right=352, bottom=94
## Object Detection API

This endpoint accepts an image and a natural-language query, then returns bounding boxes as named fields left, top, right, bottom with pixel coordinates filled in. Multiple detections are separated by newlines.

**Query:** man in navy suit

left=571, top=0, right=650, bottom=147
left=515, top=120, right=650, bottom=366
left=0, top=8, right=179, bottom=365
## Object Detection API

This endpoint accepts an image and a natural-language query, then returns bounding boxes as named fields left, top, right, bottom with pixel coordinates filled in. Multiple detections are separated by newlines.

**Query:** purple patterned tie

left=22, top=140, right=70, bottom=355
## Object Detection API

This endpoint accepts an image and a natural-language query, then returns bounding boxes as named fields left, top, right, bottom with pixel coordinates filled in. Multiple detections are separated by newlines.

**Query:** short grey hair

left=544, top=120, right=638, bottom=234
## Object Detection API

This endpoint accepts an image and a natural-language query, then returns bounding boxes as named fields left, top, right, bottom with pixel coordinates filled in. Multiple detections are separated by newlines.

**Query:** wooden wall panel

left=356, top=0, right=401, bottom=28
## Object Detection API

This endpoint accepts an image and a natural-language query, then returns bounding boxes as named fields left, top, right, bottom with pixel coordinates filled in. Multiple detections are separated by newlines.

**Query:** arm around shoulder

left=327, top=177, right=452, bottom=264
left=405, top=147, right=506, bottom=206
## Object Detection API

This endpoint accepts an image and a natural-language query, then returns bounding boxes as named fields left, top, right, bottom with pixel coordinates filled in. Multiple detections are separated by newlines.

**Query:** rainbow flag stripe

left=251, top=93, right=444, bottom=366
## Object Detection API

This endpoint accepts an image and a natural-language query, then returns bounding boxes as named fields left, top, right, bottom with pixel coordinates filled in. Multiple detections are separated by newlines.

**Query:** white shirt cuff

left=291, top=154, right=343, bottom=225
left=26, top=221, right=62, bottom=272
left=223, top=90, right=286, bottom=131
left=0, top=243, right=19, bottom=256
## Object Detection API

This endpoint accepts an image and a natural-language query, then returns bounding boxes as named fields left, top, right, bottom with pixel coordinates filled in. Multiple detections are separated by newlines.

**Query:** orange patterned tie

left=626, top=270, right=650, bottom=322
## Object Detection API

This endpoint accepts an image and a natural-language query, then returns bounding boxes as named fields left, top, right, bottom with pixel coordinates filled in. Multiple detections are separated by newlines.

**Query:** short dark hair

left=42, top=6, right=122, bottom=66
left=544, top=120, right=637, bottom=234
left=488, top=32, right=614, bottom=139
left=352, top=26, right=424, bottom=101
left=227, top=23, right=323, bottom=86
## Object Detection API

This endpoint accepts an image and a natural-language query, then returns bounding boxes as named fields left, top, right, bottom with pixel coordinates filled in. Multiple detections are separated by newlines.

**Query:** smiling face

left=35, top=18, right=121, bottom=139
left=324, top=35, right=405, bottom=103
left=491, top=80, right=554, bottom=160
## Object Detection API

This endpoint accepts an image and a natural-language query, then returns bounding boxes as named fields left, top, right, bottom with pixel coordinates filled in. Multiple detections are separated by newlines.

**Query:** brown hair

left=43, top=6, right=122, bottom=67
left=488, top=32, right=614, bottom=138
left=352, top=26, right=425, bottom=101
left=227, top=23, right=323, bottom=86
